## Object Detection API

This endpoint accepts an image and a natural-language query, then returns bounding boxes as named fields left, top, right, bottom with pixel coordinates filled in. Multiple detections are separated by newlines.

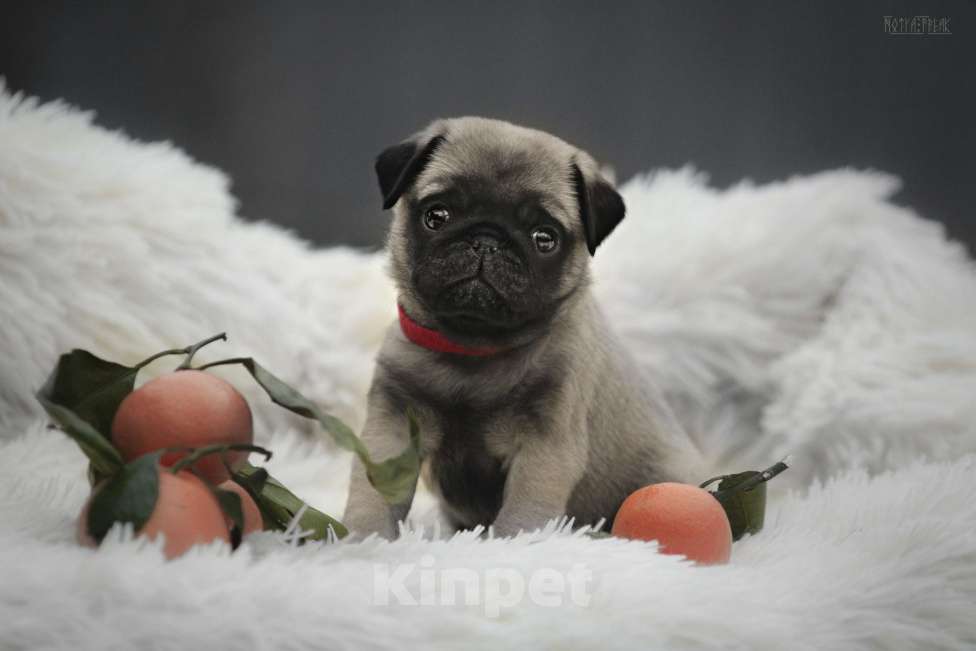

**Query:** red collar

left=397, top=304, right=504, bottom=356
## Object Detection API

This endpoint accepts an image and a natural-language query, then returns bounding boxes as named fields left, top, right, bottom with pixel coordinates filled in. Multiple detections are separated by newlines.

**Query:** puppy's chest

left=421, top=402, right=518, bottom=528
left=418, top=381, right=555, bottom=528
left=425, top=402, right=521, bottom=465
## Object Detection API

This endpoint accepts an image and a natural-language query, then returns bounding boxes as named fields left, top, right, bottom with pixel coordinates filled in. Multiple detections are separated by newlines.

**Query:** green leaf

left=711, top=471, right=767, bottom=542
left=35, top=348, right=138, bottom=475
left=87, top=463, right=112, bottom=487
left=234, top=465, right=270, bottom=494
left=87, top=452, right=161, bottom=544
left=38, top=349, right=139, bottom=439
left=211, top=358, right=420, bottom=505
left=364, top=409, right=422, bottom=506
left=233, top=462, right=348, bottom=540
left=37, top=396, right=123, bottom=476
left=214, top=488, right=244, bottom=547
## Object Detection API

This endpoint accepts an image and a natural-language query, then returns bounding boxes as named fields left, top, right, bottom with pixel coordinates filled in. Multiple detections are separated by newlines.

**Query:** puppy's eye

left=531, top=227, right=559, bottom=253
left=423, top=206, right=451, bottom=231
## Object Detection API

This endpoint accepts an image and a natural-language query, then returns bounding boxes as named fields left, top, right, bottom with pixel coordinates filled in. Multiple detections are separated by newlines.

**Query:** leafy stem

left=194, top=357, right=251, bottom=371
left=168, top=443, right=272, bottom=474
left=132, top=332, right=228, bottom=371
left=175, top=333, right=228, bottom=370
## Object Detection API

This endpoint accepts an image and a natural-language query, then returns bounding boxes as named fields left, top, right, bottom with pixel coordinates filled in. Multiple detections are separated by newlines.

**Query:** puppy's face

left=376, top=118, right=625, bottom=347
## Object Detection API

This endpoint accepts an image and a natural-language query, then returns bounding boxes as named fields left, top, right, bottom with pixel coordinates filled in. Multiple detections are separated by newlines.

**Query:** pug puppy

left=343, top=117, right=704, bottom=538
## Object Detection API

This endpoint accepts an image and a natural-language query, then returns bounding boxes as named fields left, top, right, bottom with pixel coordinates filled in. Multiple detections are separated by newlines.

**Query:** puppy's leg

left=491, top=434, right=587, bottom=537
left=342, top=394, right=417, bottom=539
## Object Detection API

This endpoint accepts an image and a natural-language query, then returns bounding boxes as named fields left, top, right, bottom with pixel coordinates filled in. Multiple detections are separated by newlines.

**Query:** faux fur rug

left=2, top=83, right=975, bottom=650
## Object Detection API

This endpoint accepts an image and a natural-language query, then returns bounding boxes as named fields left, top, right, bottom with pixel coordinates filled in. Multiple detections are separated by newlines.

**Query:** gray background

left=2, top=1, right=973, bottom=250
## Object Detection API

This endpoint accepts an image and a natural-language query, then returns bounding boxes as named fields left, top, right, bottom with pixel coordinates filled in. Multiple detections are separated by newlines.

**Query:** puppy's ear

left=571, top=164, right=626, bottom=255
left=375, top=135, right=446, bottom=209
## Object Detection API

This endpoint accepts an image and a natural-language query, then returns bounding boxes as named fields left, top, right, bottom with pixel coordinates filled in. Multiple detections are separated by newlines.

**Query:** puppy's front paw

left=490, top=515, right=550, bottom=539
left=342, top=506, right=399, bottom=540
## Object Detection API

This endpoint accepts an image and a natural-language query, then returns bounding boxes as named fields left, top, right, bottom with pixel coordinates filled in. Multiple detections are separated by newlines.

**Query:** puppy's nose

left=471, top=235, right=499, bottom=254
left=468, top=228, right=506, bottom=254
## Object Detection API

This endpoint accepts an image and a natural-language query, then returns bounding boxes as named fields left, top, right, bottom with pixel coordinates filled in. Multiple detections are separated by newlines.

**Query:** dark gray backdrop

left=2, top=1, right=974, bottom=249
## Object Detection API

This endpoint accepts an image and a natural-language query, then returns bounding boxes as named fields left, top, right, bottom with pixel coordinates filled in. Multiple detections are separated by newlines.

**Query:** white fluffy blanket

left=2, top=84, right=975, bottom=650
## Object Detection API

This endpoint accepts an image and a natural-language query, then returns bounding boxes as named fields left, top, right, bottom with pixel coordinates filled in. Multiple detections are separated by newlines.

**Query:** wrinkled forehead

left=414, top=137, right=579, bottom=228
